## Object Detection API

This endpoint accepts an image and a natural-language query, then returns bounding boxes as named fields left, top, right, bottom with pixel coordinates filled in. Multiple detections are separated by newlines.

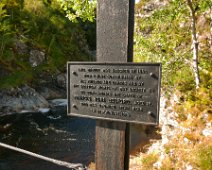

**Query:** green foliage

left=141, top=153, right=159, bottom=170
left=0, top=2, right=14, bottom=60
left=197, top=145, right=212, bottom=170
left=133, top=2, right=211, bottom=169
left=134, top=0, right=211, bottom=91
left=56, top=0, right=96, bottom=22
left=0, top=3, right=10, bottom=33
left=0, top=0, right=94, bottom=88
left=0, top=70, right=33, bottom=89
left=186, top=0, right=212, bottom=12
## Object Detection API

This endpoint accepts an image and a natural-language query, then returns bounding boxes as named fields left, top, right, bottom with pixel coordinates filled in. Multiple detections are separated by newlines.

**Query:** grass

left=0, top=0, right=94, bottom=88
left=197, top=144, right=212, bottom=170
left=129, top=85, right=212, bottom=169
left=141, top=152, right=159, bottom=170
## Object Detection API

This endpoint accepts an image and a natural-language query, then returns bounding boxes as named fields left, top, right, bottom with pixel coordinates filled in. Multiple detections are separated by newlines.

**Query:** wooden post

left=96, top=0, right=134, bottom=170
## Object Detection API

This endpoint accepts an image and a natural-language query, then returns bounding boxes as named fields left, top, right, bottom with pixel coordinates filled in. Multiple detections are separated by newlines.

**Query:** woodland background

left=0, top=0, right=211, bottom=169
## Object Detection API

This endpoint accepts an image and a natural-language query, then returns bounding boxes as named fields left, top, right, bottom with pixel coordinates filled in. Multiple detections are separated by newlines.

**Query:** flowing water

left=0, top=107, right=160, bottom=170
left=0, top=107, right=95, bottom=170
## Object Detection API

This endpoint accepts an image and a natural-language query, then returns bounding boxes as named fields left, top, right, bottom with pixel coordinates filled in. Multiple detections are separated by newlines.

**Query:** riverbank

left=0, top=110, right=95, bottom=170
left=129, top=90, right=212, bottom=170
left=0, top=84, right=66, bottom=116
left=1, top=85, right=211, bottom=170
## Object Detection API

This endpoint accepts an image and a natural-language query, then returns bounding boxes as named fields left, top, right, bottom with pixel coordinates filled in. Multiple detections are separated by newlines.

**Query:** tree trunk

left=186, top=0, right=200, bottom=89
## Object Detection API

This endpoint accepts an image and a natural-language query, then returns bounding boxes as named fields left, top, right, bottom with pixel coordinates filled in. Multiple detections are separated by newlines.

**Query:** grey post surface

left=96, top=0, right=134, bottom=170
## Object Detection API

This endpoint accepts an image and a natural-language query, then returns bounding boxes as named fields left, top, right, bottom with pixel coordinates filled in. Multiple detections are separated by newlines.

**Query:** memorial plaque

left=67, top=62, right=161, bottom=125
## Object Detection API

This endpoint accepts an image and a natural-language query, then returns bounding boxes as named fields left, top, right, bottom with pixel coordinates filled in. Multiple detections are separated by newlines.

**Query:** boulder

left=15, top=40, right=29, bottom=55
left=56, top=73, right=66, bottom=89
left=34, top=84, right=66, bottom=100
left=0, top=85, right=49, bottom=115
left=29, top=49, right=46, bottom=67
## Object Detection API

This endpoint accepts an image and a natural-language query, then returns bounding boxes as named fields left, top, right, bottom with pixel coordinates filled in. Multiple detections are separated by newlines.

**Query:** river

left=0, top=107, right=160, bottom=170
left=0, top=107, right=95, bottom=170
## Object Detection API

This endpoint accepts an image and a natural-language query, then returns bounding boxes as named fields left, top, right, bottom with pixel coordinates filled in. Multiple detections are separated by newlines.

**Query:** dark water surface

left=0, top=108, right=95, bottom=170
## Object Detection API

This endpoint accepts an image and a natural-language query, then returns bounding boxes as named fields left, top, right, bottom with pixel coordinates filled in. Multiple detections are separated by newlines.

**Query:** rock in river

left=0, top=85, right=49, bottom=115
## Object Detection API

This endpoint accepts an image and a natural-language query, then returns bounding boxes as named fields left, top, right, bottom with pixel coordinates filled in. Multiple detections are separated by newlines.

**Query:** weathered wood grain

left=97, top=0, right=134, bottom=63
left=96, top=0, right=134, bottom=169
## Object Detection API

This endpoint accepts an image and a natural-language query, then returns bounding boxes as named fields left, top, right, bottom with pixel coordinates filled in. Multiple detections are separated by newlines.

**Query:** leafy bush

left=0, top=0, right=95, bottom=88
left=134, top=0, right=211, bottom=91
left=132, top=1, right=212, bottom=169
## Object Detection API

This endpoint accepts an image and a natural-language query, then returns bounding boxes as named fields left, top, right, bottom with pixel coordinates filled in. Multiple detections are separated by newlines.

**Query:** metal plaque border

left=67, top=62, right=161, bottom=125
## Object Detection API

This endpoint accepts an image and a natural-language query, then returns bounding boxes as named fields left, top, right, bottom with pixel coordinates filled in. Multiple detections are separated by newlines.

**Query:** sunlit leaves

left=134, top=0, right=211, bottom=89
left=0, top=0, right=93, bottom=88
left=0, top=3, right=11, bottom=33
left=56, top=0, right=96, bottom=22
